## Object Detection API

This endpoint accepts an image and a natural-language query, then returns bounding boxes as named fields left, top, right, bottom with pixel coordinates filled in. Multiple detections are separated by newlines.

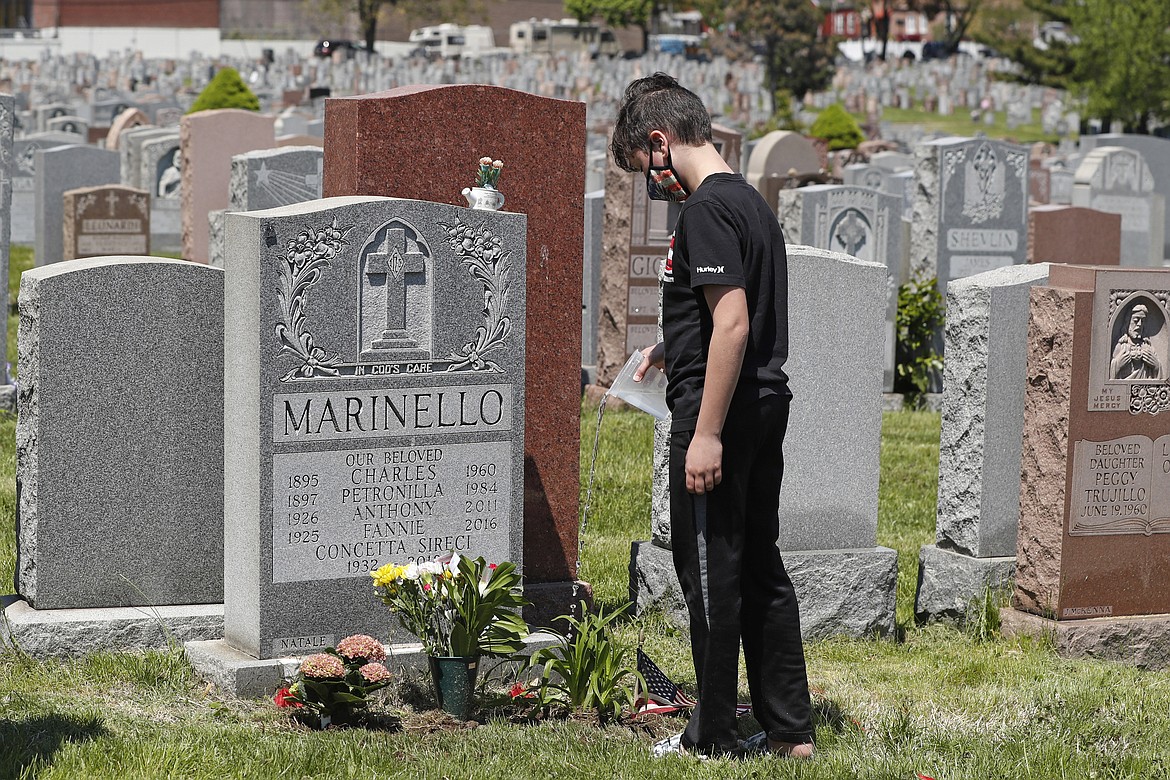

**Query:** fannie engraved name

left=274, top=384, right=512, bottom=442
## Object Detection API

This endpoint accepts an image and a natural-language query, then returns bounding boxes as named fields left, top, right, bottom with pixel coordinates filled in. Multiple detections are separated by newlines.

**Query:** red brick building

left=32, top=0, right=220, bottom=29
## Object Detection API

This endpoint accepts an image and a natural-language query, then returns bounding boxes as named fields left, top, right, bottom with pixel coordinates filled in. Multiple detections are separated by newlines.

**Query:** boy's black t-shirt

left=661, top=172, right=790, bottom=433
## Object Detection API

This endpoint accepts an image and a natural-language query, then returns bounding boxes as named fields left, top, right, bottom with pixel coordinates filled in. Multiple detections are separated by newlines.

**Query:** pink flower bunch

left=359, top=662, right=392, bottom=684
left=336, top=634, right=386, bottom=662
left=300, top=652, right=345, bottom=679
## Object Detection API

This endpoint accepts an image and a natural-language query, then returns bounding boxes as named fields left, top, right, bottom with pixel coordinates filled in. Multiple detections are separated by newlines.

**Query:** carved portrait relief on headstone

left=156, top=147, right=182, bottom=200
left=1070, top=270, right=1170, bottom=541
left=1087, top=271, right=1170, bottom=414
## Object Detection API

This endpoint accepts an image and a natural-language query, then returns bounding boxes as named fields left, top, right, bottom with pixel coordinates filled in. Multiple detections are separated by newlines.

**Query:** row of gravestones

left=916, top=261, right=1170, bottom=667
left=0, top=86, right=587, bottom=696
left=583, top=130, right=1170, bottom=392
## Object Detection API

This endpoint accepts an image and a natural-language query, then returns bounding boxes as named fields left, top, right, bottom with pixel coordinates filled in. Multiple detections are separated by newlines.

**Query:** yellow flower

left=371, top=563, right=404, bottom=587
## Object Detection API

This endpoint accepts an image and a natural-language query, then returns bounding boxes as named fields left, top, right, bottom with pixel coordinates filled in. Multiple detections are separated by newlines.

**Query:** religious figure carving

left=1111, top=303, right=1164, bottom=381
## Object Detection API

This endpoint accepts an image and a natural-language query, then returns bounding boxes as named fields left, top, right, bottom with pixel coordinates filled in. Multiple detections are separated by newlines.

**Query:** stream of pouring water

left=570, top=394, right=608, bottom=616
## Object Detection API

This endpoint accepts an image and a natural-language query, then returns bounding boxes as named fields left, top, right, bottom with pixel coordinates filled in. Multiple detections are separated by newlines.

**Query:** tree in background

left=1065, top=0, right=1170, bottom=133
left=187, top=67, right=260, bottom=114
left=308, top=0, right=481, bottom=53
left=916, top=0, right=984, bottom=54
left=987, top=0, right=1170, bottom=133
left=565, top=0, right=658, bottom=52
left=973, top=0, right=1075, bottom=89
left=810, top=104, right=865, bottom=150
left=724, top=0, right=834, bottom=102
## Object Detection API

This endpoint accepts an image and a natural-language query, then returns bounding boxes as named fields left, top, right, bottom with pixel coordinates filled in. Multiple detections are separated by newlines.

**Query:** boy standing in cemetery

left=612, top=73, right=814, bottom=759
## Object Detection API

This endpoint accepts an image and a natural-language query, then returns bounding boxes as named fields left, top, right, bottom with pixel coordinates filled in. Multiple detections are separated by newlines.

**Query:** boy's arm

left=686, top=284, right=749, bottom=495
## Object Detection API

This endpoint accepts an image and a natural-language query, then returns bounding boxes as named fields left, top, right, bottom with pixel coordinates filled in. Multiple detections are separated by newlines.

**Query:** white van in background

left=408, top=24, right=495, bottom=58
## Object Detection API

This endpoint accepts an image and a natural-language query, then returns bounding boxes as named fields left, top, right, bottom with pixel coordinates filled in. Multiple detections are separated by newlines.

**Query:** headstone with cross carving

left=63, top=184, right=151, bottom=260
left=34, top=144, right=119, bottom=266
left=778, top=184, right=905, bottom=392
left=910, top=137, right=1030, bottom=295
left=213, top=195, right=527, bottom=671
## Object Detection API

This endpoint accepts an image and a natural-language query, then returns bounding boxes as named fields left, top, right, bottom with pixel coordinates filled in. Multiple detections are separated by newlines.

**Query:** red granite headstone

left=1028, top=205, right=1122, bottom=265
left=1016, top=265, right=1170, bottom=620
left=323, top=85, right=585, bottom=609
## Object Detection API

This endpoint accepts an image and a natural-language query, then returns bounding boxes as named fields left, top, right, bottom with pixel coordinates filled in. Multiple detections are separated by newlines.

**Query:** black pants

left=669, top=394, right=812, bottom=752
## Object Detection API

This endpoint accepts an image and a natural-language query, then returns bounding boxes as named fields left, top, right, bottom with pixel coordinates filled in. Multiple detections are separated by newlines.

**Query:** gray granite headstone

left=634, top=246, right=897, bottom=639
left=1072, top=146, right=1166, bottom=267
left=910, top=137, right=1030, bottom=293
left=581, top=189, right=603, bottom=383
left=120, top=126, right=172, bottom=189
left=46, top=116, right=88, bottom=137
left=15, top=257, right=224, bottom=609
left=915, top=263, right=1052, bottom=623
left=843, top=163, right=891, bottom=192
left=0, top=95, right=13, bottom=385
left=777, top=184, right=904, bottom=391
left=224, top=196, right=527, bottom=659
left=11, top=132, right=85, bottom=244
left=138, top=131, right=182, bottom=253
left=34, top=145, right=119, bottom=266
left=228, top=146, right=323, bottom=212
left=1080, top=134, right=1170, bottom=261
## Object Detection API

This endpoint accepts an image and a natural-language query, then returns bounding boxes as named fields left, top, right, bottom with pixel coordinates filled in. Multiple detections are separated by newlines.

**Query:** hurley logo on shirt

left=695, top=265, right=725, bottom=274
left=662, top=233, right=675, bottom=284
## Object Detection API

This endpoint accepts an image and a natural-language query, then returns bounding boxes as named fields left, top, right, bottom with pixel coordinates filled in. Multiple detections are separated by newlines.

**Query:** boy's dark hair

left=610, top=72, right=712, bottom=172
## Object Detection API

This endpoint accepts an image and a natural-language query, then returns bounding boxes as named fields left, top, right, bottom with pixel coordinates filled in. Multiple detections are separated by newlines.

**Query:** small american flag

left=634, top=649, right=755, bottom=717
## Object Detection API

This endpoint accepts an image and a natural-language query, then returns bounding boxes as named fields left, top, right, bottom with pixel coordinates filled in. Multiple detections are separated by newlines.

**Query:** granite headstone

left=15, top=257, right=224, bottom=609
left=34, top=145, right=119, bottom=266
left=223, top=195, right=526, bottom=659
left=63, top=185, right=150, bottom=260
left=1072, top=146, right=1165, bottom=267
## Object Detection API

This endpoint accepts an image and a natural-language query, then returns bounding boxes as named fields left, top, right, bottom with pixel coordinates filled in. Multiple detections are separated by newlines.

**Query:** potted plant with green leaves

left=275, top=634, right=392, bottom=728
left=371, top=552, right=528, bottom=719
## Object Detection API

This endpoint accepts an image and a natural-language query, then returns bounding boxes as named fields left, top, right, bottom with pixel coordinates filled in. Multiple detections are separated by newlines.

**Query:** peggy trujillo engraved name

left=275, top=385, right=513, bottom=442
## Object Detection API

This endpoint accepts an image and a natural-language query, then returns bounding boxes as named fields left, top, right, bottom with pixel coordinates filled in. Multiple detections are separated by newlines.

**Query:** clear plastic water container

left=606, top=351, right=670, bottom=420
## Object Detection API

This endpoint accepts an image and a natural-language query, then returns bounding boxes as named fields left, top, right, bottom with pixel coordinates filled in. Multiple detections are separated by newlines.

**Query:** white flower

left=403, top=563, right=419, bottom=580
left=418, top=560, right=442, bottom=576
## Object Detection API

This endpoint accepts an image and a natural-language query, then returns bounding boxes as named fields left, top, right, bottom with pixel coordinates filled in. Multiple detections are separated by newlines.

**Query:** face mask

left=646, top=151, right=689, bottom=202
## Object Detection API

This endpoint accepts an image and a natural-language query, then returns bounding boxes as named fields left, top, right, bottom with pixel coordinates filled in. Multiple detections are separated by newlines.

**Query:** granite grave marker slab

left=34, top=144, right=119, bottom=266
left=633, top=246, right=898, bottom=639
left=181, top=108, right=276, bottom=263
left=11, top=132, right=85, bottom=244
left=224, top=196, right=526, bottom=659
left=1080, top=134, right=1170, bottom=261
left=1028, top=205, right=1121, bottom=266
left=63, top=185, right=150, bottom=260
left=15, top=257, right=224, bottom=610
left=915, top=264, right=1051, bottom=623
left=910, top=137, right=1030, bottom=293
left=777, top=184, right=903, bottom=391
left=0, top=95, right=14, bottom=386
left=745, top=131, right=821, bottom=197
left=1015, top=266, right=1170, bottom=621
left=323, top=85, right=584, bottom=618
left=1072, top=147, right=1165, bottom=268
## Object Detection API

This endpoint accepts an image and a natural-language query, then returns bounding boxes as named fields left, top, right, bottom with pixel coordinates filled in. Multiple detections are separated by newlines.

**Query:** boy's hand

left=685, top=432, right=723, bottom=494
left=633, top=342, right=665, bottom=381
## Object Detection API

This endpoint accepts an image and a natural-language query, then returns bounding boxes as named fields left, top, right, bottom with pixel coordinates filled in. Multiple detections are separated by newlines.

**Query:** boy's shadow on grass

left=0, top=713, right=108, bottom=775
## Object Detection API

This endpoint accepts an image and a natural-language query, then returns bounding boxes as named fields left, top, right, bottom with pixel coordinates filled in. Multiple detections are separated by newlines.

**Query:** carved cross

left=833, top=211, right=868, bottom=257
left=366, top=227, right=425, bottom=333
left=105, top=189, right=119, bottom=216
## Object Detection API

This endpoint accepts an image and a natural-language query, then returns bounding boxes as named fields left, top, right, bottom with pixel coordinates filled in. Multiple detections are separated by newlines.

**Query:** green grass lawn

left=856, top=105, right=1063, bottom=145
left=2, top=252, right=1169, bottom=777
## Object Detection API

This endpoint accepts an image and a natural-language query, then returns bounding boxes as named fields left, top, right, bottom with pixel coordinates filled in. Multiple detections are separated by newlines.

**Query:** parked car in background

left=313, top=38, right=364, bottom=58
